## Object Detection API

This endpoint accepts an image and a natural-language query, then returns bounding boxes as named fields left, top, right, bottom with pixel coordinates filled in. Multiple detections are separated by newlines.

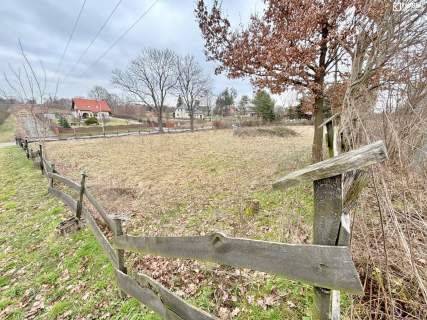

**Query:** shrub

left=233, top=126, right=298, bottom=138
left=84, top=117, right=98, bottom=125
left=240, top=118, right=264, bottom=127
left=213, top=120, right=232, bottom=129
left=58, top=117, right=71, bottom=128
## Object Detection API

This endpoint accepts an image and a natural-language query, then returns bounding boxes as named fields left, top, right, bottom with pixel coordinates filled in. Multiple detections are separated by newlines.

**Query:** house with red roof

left=71, top=98, right=112, bottom=120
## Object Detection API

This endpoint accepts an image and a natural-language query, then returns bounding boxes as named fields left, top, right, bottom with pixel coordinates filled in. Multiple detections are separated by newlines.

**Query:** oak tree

left=196, top=0, right=363, bottom=162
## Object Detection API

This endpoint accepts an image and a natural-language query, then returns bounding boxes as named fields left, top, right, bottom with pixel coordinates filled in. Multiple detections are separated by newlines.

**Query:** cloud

left=0, top=0, right=297, bottom=106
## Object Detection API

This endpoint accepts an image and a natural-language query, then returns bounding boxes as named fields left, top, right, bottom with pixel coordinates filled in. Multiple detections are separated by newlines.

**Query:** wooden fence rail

left=14, top=137, right=388, bottom=320
left=115, top=233, right=362, bottom=293
left=116, top=270, right=217, bottom=320
left=84, top=189, right=116, bottom=231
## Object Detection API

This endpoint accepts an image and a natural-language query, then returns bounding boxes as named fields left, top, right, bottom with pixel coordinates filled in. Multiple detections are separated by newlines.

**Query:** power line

left=62, top=0, right=124, bottom=84
left=78, top=0, right=160, bottom=78
left=54, top=0, right=87, bottom=98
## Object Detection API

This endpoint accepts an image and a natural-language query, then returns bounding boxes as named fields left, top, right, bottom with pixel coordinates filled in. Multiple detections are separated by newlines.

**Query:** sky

left=0, top=0, right=298, bottom=106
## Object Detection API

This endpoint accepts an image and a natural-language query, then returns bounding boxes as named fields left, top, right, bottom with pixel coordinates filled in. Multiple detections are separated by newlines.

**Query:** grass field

left=0, top=147, right=155, bottom=319
left=45, top=127, right=314, bottom=240
left=2, top=127, right=355, bottom=318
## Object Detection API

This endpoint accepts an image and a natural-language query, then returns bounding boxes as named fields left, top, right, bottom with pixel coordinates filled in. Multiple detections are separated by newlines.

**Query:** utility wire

left=78, top=0, right=160, bottom=77
left=54, top=0, right=87, bottom=98
left=62, top=0, right=123, bottom=84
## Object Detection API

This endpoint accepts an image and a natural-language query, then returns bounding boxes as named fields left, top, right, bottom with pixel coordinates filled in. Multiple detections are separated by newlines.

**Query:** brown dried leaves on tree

left=195, top=0, right=387, bottom=162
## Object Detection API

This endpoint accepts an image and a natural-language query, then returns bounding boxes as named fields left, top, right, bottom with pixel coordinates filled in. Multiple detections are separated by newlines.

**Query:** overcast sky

left=0, top=0, right=298, bottom=106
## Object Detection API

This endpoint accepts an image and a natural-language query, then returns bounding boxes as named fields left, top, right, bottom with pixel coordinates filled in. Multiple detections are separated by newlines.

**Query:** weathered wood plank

left=331, top=200, right=353, bottom=320
left=84, top=189, right=115, bottom=232
left=312, top=175, right=343, bottom=320
left=43, top=159, right=52, bottom=173
left=48, top=187, right=78, bottom=212
left=115, top=233, right=363, bottom=293
left=318, top=112, right=340, bottom=128
left=113, top=218, right=127, bottom=298
left=116, top=270, right=167, bottom=317
left=273, top=141, right=387, bottom=190
left=115, top=270, right=216, bottom=320
left=82, top=208, right=119, bottom=268
left=76, top=173, right=86, bottom=220
left=134, top=272, right=216, bottom=320
left=39, top=144, right=44, bottom=175
left=47, top=172, right=80, bottom=191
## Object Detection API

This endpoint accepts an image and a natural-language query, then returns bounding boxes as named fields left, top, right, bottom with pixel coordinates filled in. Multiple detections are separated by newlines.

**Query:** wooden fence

left=14, top=137, right=388, bottom=320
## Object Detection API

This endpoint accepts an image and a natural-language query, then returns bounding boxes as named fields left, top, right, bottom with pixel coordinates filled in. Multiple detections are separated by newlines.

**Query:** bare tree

left=175, top=54, right=210, bottom=131
left=88, top=85, right=121, bottom=113
left=3, top=40, right=49, bottom=141
left=202, top=88, right=215, bottom=118
left=112, top=48, right=176, bottom=132
left=88, top=85, right=110, bottom=101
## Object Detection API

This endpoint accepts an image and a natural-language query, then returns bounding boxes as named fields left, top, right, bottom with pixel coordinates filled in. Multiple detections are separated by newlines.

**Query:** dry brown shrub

left=233, top=126, right=298, bottom=138
left=344, top=107, right=427, bottom=319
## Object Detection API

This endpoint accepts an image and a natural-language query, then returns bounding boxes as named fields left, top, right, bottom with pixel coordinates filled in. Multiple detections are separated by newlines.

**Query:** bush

left=84, top=117, right=98, bottom=125
left=213, top=120, right=232, bottom=129
left=58, top=117, right=71, bottom=128
left=233, top=126, right=298, bottom=138
left=240, top=118, right=265, bottom=127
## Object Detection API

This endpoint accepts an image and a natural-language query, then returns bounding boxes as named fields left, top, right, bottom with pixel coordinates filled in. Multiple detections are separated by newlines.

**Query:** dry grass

left=45, top=127, right=313, bottom=240
left=44, top=126, right=318, bottom=318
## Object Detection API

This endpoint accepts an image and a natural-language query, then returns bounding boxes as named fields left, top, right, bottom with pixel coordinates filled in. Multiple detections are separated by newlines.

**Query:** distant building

left=173, top=106, right=204, bottom=120
left=71, top=98, right=112, bottom=120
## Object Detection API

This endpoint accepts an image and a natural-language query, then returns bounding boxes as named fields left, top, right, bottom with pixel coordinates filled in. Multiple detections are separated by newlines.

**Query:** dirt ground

left=45, top=127, right=314, bottom=240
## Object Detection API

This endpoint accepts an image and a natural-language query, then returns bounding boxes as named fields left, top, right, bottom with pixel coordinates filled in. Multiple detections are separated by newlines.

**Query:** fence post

left=49, top=164, right=55, bottom=188
left=39, top=144, right=44, bottom=174
left=25, top=140, right=30, bottom=159
left=76, top=172, right=86, bottom=220
left=312, top=175, right=343, bottom=320
left=113, top=216, right=127, bottom=297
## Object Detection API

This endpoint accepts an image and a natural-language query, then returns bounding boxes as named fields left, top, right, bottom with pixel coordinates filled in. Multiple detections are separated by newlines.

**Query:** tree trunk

left=312, top=95, right=324, bottom=163
left=158, top=108, right=163, bottom=133
left=190, top=113, right=194, bottom=131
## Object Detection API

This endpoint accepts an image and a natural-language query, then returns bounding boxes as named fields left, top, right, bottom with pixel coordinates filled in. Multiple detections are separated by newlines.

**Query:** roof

left=72, top=98, right=112, bottom=113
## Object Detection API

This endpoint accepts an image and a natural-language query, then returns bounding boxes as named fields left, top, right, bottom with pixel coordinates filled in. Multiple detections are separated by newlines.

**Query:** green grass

left=0, top=114, right=15, bottom=142
left=0, top=147, right=152, bottom=319
left=0, top=145, right=352, bottom=319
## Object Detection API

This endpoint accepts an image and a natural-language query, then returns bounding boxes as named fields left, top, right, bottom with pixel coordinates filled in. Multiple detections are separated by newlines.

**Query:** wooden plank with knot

left=114, top=232, right=363, bottom=293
